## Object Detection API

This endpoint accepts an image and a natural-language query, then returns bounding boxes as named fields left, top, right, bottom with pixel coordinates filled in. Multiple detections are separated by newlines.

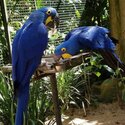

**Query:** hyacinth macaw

left=12, top=7, right=59, bottom=125
left=55, top=26, right=125, bottom=74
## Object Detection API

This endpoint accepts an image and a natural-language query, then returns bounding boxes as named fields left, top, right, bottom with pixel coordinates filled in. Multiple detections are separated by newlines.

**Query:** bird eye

left=46, top=10, right=51, bottom=15
left=61, top=48, right=66, bottom=52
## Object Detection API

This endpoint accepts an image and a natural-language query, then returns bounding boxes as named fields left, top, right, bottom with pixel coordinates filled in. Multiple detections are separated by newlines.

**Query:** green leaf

left=35, top=0, right=43, bottom=9
left=75, top=9, right=81, bottom=18
left=95, top=72, right=101, bottom=77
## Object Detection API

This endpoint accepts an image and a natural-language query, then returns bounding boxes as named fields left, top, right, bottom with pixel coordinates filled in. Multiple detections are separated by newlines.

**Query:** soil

left=62, top=102, right=125, bottom=125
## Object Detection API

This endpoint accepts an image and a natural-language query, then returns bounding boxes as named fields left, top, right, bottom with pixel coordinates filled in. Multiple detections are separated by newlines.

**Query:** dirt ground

left=61, top=102, right=125, bottom=125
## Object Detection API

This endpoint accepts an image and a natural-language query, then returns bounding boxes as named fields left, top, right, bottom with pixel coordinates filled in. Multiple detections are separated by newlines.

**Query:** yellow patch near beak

left=45, top=16, right=53, bottom=25
left=62, top=53, right=72, bottom=59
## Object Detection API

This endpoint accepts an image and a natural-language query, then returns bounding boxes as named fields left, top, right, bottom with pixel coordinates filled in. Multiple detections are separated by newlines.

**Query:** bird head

left=54, top=38, right=82, bottom=59
left=29, top=7, right=59, bottom=29
left=40, top=7, right=59, bottom=29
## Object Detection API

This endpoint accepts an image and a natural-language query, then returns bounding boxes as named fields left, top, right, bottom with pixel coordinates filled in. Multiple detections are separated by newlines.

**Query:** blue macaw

left=12, top=7, right=59, bottom=125
left=55, top=26, right=125, bottom=74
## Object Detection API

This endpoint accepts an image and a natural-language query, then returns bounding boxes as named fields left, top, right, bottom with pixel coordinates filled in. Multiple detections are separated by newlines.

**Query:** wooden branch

left=0, top=52, right=91, bottom=80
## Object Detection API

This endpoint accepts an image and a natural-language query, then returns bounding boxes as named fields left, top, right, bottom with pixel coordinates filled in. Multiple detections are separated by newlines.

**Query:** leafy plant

left=0, top=71, right=14, bottom=125
left=27, top=79, right=53, bottom=125
left=57, top=71, right=75, bottom=109
left=35, top=0, right=43, bottom=9
left=0, top=12, right=10, bottom=65
left=57, top=69, right=90, bottom=110
left=79, top=0, right=109, bottom=27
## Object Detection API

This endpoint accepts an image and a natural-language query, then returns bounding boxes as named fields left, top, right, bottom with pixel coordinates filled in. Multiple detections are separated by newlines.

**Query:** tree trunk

left=109, top=0, right=125, bottom=62
left=119, top=0, right=125, bottom=62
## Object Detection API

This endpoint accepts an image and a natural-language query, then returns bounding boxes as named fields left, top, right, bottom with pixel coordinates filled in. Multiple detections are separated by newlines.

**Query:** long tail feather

left=13, top=81, right=19, bottom=100
left=15, top=83, right=29, bottom=125
left=15, top=57, right=41, bottom=125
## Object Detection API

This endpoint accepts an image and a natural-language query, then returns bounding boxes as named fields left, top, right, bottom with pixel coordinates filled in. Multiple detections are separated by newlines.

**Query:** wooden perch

left=0, top=52, right=91, bottom=125
left=0, top=52, right=91, bottom=80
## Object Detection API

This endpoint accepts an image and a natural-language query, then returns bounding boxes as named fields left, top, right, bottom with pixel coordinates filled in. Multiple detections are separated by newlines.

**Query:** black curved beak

left=54, top=16, right=59, bottom=28
left=46, top=15, right=59, bottom=29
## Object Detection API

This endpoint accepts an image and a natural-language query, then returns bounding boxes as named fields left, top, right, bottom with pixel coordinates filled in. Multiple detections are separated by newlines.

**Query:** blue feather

left=55, top=26, right=115, bottom=55
left=55, top=26, right=125, bottom=74
left=12, top=7, right=58, bottom=125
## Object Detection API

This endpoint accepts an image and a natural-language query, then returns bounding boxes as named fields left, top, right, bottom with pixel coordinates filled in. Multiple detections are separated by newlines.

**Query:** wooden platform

left=1, top=52, right=91, bottom=77
left=0, top=52, right=91, bottom=125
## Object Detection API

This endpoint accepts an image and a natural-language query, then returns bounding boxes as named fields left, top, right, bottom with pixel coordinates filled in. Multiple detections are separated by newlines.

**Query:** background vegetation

left=0, top=0, right=125, bottom=125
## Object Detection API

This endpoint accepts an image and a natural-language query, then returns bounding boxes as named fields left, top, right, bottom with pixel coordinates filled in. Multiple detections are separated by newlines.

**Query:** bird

left=12, top=7, right=59, bottom=125
left=54, top=26, right=125, bottom=74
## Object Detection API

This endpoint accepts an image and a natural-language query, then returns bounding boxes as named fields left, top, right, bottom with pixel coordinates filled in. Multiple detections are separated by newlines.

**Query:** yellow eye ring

left=46, top=10, right=51, bottom=15
left=61, top=48, right=66, bottom=52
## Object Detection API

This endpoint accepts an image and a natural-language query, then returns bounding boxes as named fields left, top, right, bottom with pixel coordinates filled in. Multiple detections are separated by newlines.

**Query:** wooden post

left=1, top=53, right=90, bottom=125
left=50, top=74, right=62, bottom=125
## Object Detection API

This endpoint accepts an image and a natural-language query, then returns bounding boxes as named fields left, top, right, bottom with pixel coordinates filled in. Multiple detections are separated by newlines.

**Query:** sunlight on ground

left=62, top=115, right=103, bottom=125
left=45, top=115, right=104, bottom=125
left=68, top=118, right=103, bottom=125
left=45, top=103, right=125, bottom=125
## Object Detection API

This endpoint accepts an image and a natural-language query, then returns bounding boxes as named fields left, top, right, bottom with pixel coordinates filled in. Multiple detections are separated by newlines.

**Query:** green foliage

left=35, top=0, right=43, bottom=9
left=0, top=72, right=54, bottom=125
left=2, top=0, right=125, bottom=124
left=46, top=31, right=66, bottom=54
left=79, top=0, right=109, bottom=27
left=0, top=12, right=10, bottom=65
left=115, top=74, right=125, bottom=104
left=0, top=72, right=14, bottom=125
left=83, top=53, right=113, bottom=77
left=57, top=69, right=90, bottom=110
left=57, top=71, right=76, bottom=109
left=27, top=79, right=53, bottom=125
left=75, top=9, right=81, bottom=18
left=65, top=17, right=79, bottom=32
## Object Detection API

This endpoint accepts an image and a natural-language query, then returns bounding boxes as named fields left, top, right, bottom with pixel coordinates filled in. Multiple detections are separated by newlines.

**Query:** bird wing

left=64, top=27, right=88, bottom=41
left=12, top=20, right=32, bottom=81
left=77, top=26, right=125, bottom=74
left=78, top=26, right=115, bottom=50
left=12, top=20, right=48, bottom=89
left=13, top=20, right=48, bottom=125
